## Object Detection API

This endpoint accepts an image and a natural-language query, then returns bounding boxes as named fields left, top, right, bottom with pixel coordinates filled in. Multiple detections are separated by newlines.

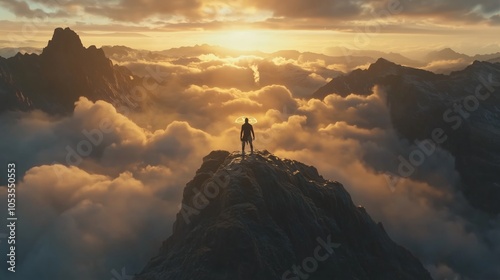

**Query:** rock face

left=137, top=150, right=431, bottom=280
left=312, top=58, right=500, bottom=214
left=0, top=27, right=140, bottom=114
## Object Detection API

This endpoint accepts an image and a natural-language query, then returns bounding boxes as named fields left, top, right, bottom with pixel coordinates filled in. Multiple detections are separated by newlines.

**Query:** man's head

left=245, top=118, right=249, bottom=123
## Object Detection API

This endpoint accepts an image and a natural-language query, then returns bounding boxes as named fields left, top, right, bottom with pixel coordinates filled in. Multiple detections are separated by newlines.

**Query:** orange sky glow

left=0, top=0, right=499, bottom=55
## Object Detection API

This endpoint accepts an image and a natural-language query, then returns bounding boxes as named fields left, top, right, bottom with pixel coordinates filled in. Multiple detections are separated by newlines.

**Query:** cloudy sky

left=1, top=0, right=500, bottom=54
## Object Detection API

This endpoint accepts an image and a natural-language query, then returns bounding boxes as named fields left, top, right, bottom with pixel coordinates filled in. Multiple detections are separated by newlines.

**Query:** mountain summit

left=0, top=27, right=140, bottom=114
left=42, top=27, right=84, bottom=56
left=137, top=150, right=431, bottom=280
left=311, top=58, right=500, bottom=214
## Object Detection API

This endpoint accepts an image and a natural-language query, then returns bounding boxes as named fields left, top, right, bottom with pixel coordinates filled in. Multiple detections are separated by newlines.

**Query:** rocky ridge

left=137, top=150, right=431, bottom=280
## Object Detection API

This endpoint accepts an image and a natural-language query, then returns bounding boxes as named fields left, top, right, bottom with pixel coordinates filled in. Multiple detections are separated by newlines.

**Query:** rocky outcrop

left=312, top=58, right=500, bottom=214
left=137, top=150, right=431, bottom=280
left=0, top=27, right=141, bottom=114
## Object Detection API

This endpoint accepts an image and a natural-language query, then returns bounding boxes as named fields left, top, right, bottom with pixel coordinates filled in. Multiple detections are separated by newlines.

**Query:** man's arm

left=240, top=125, right=244, bottom=140
left=251, top=125, right=255, bottom=139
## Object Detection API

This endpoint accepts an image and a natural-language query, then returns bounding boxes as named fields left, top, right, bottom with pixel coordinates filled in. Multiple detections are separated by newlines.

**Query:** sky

left=1, top=0, right=500, bottom=54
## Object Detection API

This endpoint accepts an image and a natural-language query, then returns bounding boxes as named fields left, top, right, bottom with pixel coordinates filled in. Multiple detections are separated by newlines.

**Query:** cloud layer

left=1, top=51, right=500, bottom=280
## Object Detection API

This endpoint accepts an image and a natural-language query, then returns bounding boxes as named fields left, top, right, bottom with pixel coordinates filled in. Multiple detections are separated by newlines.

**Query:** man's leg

left=249, top=139, right=253, bottom=155
left=242, top=140, right=245, bottom=155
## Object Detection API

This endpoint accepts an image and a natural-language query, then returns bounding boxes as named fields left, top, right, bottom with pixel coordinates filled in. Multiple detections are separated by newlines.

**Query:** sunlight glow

left=235, top=116, right=258, bottom=124
left=210, top=30, right=274, bottom=51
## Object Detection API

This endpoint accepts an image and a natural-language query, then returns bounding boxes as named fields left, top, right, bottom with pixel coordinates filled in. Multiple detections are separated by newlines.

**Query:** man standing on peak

left=240, top=118, right=255, bottom=156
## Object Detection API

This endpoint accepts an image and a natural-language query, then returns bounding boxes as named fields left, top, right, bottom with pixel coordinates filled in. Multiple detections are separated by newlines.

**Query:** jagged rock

left=136, top=150, right=432, bottom=280
left=42, top=27, right=85, bottom=57
left=0, top=27, right=141, bottom=114
left=311, top=58, right=500, bottom=214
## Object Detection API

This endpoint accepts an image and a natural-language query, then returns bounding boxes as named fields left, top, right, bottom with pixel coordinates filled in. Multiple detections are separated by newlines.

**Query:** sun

left=211, top=29, right=273, bottom=51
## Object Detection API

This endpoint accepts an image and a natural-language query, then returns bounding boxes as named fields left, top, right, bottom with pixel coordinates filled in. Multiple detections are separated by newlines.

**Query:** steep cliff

left=137, top=150, right=431, bottom=280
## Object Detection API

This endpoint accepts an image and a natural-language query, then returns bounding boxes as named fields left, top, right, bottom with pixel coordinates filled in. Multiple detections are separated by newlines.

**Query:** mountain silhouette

left=0, top=27, right=141, bottom=114
left=420, top=47, right=500, bottom=65
left=312, top=58, right=500, bottom=214
left=136, top=150, right=432, bottom=280
left=424, top=48, right=470, bottom=62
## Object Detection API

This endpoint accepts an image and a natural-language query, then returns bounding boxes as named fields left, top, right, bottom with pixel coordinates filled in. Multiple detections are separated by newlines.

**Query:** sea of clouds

left=1, top=52, right=499, bottom=280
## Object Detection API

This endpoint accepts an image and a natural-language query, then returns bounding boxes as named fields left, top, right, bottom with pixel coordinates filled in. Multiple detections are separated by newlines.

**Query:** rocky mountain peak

left=0, top=27, right=139, bottom=114
left=450, top=60, right=500, bottom=81
left=368, top=57, right=400, bottom=74
left=311, top=58, right=406, bottom=98
left=136, top=150, right=431, bottom=280
left=40, top=27, right=108, bottom=65
left=42, top=27, right=84, bottom=57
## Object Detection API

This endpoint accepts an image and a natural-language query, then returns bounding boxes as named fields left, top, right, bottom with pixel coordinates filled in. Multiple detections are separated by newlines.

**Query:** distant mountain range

left=103, top=45, right=500, bottom=75
left=2, top=38, right=499, bottom=76
left=137, top=150, right=432, bottom=280
left=325, top=46, right=425, bottom=67
left=313, top=58, right=500, bottom=214
left=425, top=47, right=500, bottom=64
left=0, top=47, right=41, bottom=58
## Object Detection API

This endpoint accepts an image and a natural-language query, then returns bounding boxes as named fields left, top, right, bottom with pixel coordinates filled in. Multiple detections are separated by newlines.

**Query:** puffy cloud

left=0, top=164, right=179, bottom=280
left=242, top=0, right=366, bottom=19
left=84, top=0, right=202, bottom=21
left=392, top=0, right=500, bottom=23
left=106, top=50, right=339, bottom=100
left=263, top=90, right=500, bottom=280
left=243, top=0, right=500, bottom=25
left=0, top=0, right=68, bottom=18
left=21, top=0, right=266, bottom=23
left=422, top=58, right=470, bottom=74
left=0, top=97, right=219, bottom=280
left=1, top=0, right=499, bottom=33
left=491, top=14, right=500, bottom=25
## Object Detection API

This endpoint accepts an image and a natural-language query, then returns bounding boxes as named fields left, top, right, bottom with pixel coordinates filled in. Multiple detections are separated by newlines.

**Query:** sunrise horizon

left=2, top=26, right=500, bottom=56
left=1, top=0, right=500, bottom=56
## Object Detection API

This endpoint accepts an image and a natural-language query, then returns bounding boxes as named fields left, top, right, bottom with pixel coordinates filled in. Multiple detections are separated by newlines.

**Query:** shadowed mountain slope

left=0, top=27, right=140, bottom=114
left=312, top=58, right=500, bottom=214
left=137, top=150, right=431, bottom=280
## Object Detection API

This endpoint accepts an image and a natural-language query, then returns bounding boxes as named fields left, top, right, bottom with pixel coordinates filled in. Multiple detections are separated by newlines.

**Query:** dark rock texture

left=312, top=58, right=500, bottom=214
left=0, top=27, right=141, bottom=114
left=137, top=150, right=431, bottom=280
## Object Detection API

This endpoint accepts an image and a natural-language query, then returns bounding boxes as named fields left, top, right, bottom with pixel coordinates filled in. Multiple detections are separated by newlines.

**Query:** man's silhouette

left=240, top=118, right=255, bottom=155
